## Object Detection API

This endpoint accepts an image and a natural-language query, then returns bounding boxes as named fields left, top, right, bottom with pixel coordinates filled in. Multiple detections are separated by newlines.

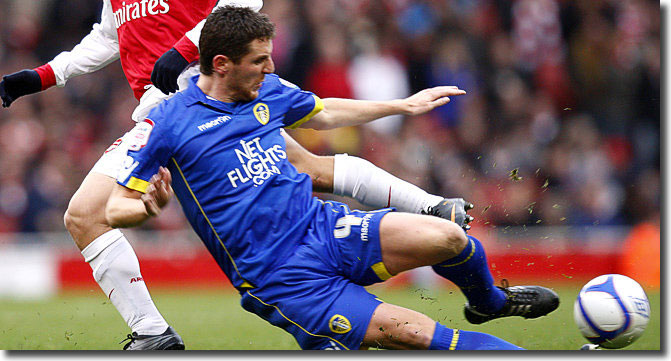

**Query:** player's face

left=228, top=39, right=274, bottom=102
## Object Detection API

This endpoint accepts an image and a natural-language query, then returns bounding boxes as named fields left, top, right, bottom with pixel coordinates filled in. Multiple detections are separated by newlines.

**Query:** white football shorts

left=89, top=65, right=200, bottom=179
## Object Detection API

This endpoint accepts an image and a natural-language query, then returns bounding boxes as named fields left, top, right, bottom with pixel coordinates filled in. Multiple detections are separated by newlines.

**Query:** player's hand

left=141, top=166, right=173, bottom=217
left=151, top=48, right=189, bottom=95
left=0, top=69, right=42, bottom=108
left=402, top=86, right=466, bottom=116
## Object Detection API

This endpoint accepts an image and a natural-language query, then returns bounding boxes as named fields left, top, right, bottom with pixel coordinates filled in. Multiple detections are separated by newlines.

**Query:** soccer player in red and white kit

left=0, top=0, right=474, bottom=350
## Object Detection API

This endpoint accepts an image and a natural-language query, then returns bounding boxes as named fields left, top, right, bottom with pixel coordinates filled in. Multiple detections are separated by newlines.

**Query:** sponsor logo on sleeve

left=127, top=119, right=154, bottom=151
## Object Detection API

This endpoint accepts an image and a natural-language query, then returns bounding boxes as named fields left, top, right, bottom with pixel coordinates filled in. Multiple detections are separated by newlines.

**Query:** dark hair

left=199, top=6, right=275, bottom=75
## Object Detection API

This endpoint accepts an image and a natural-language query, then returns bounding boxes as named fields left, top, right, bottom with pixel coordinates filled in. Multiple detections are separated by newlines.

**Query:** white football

left=573, top=274, right=650, bottom=349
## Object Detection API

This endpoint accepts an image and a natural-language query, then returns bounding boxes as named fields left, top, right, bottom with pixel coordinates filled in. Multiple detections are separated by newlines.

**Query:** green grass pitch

left=0, top=284, right=660, bottom=350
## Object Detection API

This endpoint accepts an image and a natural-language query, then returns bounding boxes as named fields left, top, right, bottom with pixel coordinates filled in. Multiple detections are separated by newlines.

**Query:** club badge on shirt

left=253, top=103, right=270, bottom=125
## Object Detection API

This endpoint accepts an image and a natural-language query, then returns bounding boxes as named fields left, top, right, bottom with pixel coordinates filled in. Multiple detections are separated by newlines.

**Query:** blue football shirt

left=117, top=74, right=325, bottom=289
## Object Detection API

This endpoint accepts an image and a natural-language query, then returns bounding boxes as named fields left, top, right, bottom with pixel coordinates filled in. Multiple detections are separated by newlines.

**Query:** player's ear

left=212, top=55, right=230, bottom=75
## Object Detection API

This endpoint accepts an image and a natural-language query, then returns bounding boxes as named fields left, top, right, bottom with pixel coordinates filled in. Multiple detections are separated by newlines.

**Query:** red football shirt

left=110, top=0, right=216, bottom=99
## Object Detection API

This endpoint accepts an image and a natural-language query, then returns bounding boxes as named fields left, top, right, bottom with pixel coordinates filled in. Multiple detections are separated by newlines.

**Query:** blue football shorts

left=240, top=201, right=395, bottom=350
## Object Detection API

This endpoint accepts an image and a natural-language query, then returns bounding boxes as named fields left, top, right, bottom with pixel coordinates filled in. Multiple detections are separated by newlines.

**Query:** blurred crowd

left=0, top=0, right=660, bottom=235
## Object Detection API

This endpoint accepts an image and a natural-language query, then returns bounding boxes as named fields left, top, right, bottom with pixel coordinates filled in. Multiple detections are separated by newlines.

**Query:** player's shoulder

left=259, top=75, right=306, bottom=102
left=146, top=93, right=189, bottom=126
left=261, top=73, right=280, bottom=89
left=262, top=74, right=302, bottom=92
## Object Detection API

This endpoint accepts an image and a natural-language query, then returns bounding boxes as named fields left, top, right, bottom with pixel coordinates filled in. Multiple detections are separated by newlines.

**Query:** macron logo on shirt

left=198, top=115, right=231, bottom=132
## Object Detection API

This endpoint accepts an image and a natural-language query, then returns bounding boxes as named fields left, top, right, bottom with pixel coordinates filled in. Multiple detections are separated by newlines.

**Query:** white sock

left=81, top=229, right=169, bottom=335
left=333, top=154, right=444, bottom=213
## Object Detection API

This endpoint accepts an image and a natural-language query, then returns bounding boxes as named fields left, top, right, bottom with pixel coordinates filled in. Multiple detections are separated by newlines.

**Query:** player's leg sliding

left=333, top=154, right=444, bottom=213
left=432, top=235, right=559, bottom=324
left=429, top=323, right=523, bottom=350
left=332, top=154, right=474, bottom=230
left=81, top=230, right=184, bottom=350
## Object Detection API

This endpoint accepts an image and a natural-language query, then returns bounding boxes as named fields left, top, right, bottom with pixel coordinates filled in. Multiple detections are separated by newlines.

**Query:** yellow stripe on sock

left=439, top=238, right=475, bottom=268
left=450, top=329, right=460, bottom=350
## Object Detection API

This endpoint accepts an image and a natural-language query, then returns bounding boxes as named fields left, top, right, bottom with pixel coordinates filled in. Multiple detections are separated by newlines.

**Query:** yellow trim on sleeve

left=286, top=95, right=324, bottom=129
left=371, top=262, right=393, bottom=281
left=246, top=291, right=349, bottom=350
left=126, top=177, right=150, bottom=193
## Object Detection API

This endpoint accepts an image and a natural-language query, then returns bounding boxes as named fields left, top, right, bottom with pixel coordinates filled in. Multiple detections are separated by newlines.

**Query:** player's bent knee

left=64, top=207, right=89, bottom=250
left=436, top=220, right=468, bottom=259
left=64, top=193, right=91, bottom=231
left=310, top=155, right=334, bottom=190
left=63, top=202, right=82, bottom=235
left=64, top=191, right=115, bottom=249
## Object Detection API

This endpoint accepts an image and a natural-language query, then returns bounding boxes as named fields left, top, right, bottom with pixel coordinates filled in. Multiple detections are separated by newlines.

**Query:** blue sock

left=429, top=322, right=524, bottom=350
left=432, top=235, right=506, bottom=313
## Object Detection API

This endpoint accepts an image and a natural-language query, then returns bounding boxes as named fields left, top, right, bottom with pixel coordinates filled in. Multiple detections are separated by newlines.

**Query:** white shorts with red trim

left=90, top=65, right=200, bottom=178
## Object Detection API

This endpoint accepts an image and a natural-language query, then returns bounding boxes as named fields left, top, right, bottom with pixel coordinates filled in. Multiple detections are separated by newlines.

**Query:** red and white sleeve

left=46, top=0, right=120, bottom=88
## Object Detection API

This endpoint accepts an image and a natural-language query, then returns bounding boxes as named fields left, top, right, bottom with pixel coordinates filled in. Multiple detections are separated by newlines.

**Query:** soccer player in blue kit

left=106, top=6, right=559, bottom=350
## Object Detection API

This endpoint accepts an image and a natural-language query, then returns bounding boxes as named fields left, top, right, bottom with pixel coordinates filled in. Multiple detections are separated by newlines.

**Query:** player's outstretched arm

left=302, top=86, right=466, bottom=130
left=0, top=70, right=43, bottom=108
left=1, top=1, right=119, bottom=108
left=106, top=167, right=173, bottom=228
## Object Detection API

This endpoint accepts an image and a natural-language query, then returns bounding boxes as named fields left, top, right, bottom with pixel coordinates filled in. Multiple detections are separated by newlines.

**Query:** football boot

left=121, top=326, right=185, bottom=350
left=464, top=279, right=560, bottom=324
left=423, top=198, right=474, bottom=231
